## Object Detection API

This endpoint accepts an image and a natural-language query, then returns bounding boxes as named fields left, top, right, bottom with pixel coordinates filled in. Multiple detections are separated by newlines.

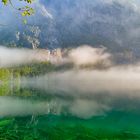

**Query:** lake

left=1, top=82, right=140, bottom=140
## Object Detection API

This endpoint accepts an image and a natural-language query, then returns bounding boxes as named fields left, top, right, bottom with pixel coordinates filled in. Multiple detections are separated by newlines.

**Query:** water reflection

left=1, top=84, right=140, bottom=139
left=1, top=86, right=140, bottom=119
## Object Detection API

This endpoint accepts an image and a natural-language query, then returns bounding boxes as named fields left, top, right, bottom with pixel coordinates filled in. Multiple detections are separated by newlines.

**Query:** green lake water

left=1, top=81, right=140, bottom=139
left=1, top=111, right=140, bottom=140
left=0, top=91, right=140, bottom=140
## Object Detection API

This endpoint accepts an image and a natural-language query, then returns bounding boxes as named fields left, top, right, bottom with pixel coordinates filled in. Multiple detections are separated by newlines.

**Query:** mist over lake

left=1, top=0, right=140, bottom=139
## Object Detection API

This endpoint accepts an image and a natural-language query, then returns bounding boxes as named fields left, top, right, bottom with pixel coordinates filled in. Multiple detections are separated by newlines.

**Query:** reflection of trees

left=0, top=62, right=55, bottom=96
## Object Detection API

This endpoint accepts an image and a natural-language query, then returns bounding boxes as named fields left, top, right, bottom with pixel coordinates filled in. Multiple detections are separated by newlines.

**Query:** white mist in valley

left=20, top=45, right=140, bottom=97
left=20, top=66, right=140, bottom=118
left=0, top=45, right=111, bottom=68
left=67, top=45, right=111, bottom=67
left=2, top=45, right=140, bottom=119
left=0, top=46, right=51, bottom=68
left=20, top=45, right=140, bottom=118
left=21, top=66, right=140, bottom=98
